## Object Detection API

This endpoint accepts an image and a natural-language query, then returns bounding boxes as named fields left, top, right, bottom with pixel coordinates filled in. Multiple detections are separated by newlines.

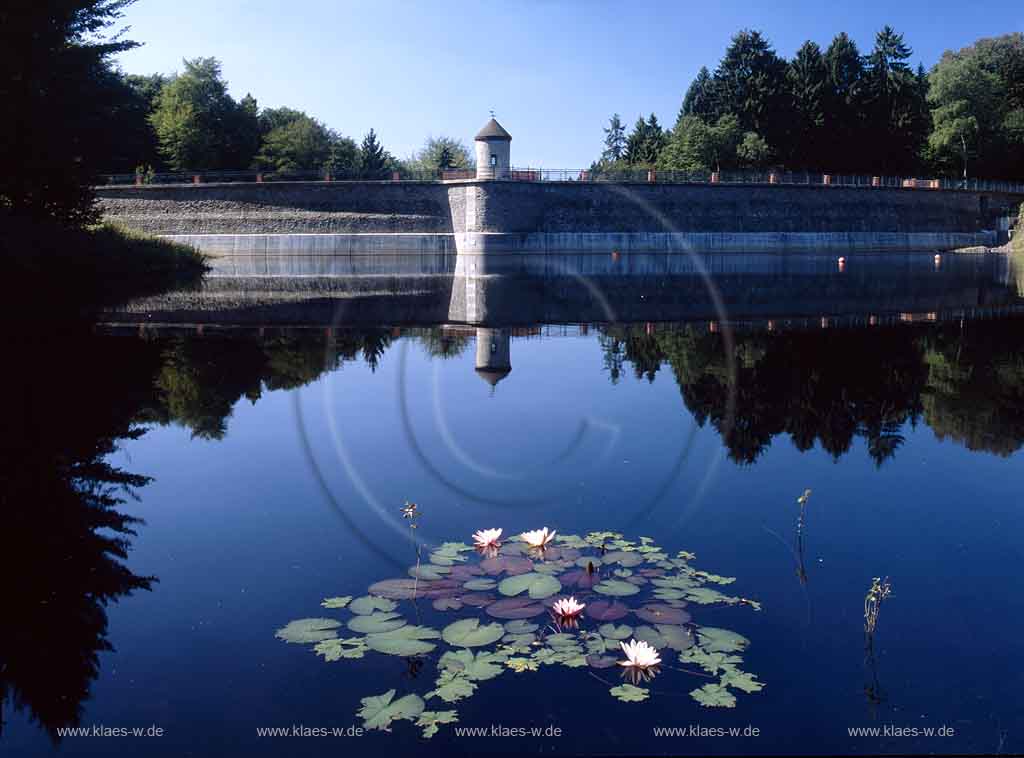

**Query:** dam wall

left=97, top=180, right=1018, bottom=254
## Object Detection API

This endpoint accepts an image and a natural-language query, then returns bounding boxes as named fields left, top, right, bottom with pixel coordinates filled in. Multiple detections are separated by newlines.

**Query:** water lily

left=472, top=528, right=503, bottom=550
left=551, top=596, right=586, bottom=620
left=618, top=638, right=661, bottom=670
left=520, top=527, right=556, bottom=549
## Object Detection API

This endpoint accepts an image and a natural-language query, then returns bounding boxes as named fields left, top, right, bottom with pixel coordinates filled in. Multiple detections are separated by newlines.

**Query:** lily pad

left=684, top=587, right=731, bottom=605
left=558, top=568, right=600, bottom=590
left=720, top=668, right=765, bottom=693
left=432, top=597, right=463, bottom=611
left=656, top=624, right=695, bottom=652
left=417, top=710, right=458, bottom=739
left=602, top=551, right=644, bottom=567
left=409, top=564, right=449, bottom=580
left=481, top=555, right=534, bottom=576
left=347, top=612, right=406, bottom=635
left=586, top=654, right=619, bottom=669
left=428, top=670, right=477, bottom=703
left=598, top=623, right=634, bottom=640
left=439, top=649, right=508, bottom=681
left=314, top=637, right=368, bottom=660
left=585, top=600, right=630, bottom=621
left=498, top=572, right=562, bottom=599
left=368, top=578, right=462, bottom=600
left=461, top=592, right=497, bottom=607
left=275, top=618, right=341, bottom=644
left=449, top=564, right=484, bottom=580
left=610, top=684, right=650, bottom=702
left=634, top=604, right=691, bottom=625
left=358, top=689, right=426, bottom=731
left=365, top=625, right=440, bottom=656
left=504, top=620, right=539, bottom=634
left=546, top=633, right=578, bottom=648
left=486, top=597, right=546, bottom=619
left=463, top=578, right=497, bottom=591
left=507, top=657, right=539, bottom=672
left=320, top=596, right=353, bottom=609
left=698, top=627, right=750, bottom=653
left=442, top=618, right=505, bottom=648
left=594, top=579, right=640, bottom=597
left=632, top=625, right=667, bottom=649
left=681, top=648, right=743, bottom=675
left=690, top=683, right=737, bottom=708
left=350, top=595, right=397, bottom=615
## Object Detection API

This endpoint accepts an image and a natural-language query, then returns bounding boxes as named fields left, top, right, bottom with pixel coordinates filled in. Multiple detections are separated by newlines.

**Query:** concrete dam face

left=97, top=179, right=1018, bottom=255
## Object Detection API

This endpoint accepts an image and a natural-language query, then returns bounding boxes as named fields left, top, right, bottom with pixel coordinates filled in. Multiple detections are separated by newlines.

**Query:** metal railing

left=97, top=167, right=1024, bottom=194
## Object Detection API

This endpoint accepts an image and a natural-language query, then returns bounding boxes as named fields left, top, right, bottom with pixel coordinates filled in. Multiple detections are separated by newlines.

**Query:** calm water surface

left=5, top=254, right=1024, bottom=756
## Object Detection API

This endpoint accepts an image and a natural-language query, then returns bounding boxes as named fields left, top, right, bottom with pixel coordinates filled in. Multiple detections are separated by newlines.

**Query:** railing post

left=822, top=174, right=831, bottom=186
left=872, top=176, right=880, bottom=188
left=391, top=171, right=400, bottom=182
left=768, top=172, right=778, bottom=185
left=647, top=169, right=656, bottom=183
left=193, top=174, right=201, bottom=184
left=256, top=173, right=263, bottom=183
left=134, top=173, right=142, bottom=187
left=710, top=172, right=720, bottom=184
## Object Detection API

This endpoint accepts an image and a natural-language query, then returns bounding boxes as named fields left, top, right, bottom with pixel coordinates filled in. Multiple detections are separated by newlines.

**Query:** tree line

left=597, top=28, right=1024, bottom=180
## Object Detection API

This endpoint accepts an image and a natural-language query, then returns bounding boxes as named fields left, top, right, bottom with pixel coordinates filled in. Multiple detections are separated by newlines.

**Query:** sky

left=113, top=0, right=1024, bottom=168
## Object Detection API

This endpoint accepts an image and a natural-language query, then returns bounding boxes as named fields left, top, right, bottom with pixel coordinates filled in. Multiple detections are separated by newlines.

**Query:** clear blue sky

left=114, top=0, right=1024, bottom=167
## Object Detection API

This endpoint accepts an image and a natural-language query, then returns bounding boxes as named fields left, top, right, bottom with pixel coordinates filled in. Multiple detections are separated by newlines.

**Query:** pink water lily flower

left=472, top=528, right=503, bottom=549
left=520, top=527, right=556, bottom=549
left=618, top=638, right=662, bottom=670
left=551, top=596, right=586, bottom=620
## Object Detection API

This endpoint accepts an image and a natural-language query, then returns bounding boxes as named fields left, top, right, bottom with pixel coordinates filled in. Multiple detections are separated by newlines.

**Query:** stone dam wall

left=97, top=180, right=1020, bottom=254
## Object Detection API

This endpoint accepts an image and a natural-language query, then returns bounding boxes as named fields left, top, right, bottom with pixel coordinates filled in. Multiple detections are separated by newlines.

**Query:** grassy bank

left=3, top=216, right=208, bottom=315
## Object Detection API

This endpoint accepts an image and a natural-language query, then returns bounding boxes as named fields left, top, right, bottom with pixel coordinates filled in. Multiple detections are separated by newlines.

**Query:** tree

left=408, top=136, right=474, bottom=173
left=0, top=0, right=140, bottom=226
left=823, top=33, right=868, bottom=172
left=150, top=57, right=259, bottom=170
left=359, top=129, right=389, bottom=178
left=601, top=114, right=627, bottom=162
left=258, top=107, right=306, bottom=135
left=713, top=30, right=790, bottom=150
left=254, top=114, right=334, bottom=172
left=736, top=132, right=772, bottom=168
left=681, top=67, right=719, bottom=122
left=863, top=26, right=928, bottom=172
left=326, top=136, right=360, bottom=176
left=623, top=114, right=667, bottom=165
left=658, top=114, right=741, bottom=172
left=787, top=41, right=828, bottom=169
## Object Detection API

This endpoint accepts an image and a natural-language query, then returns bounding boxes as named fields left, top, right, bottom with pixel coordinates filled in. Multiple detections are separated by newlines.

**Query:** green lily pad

left=320, top=596, right=353, bottom=609
left=598, top=623, right=634, bottom=640
left=690, top=683, right=737, bottom=708
left=439, top=649, right=508, bottom=681
left=602, top=551, right=644, bottom=567
left=502, top=632, right=536, bottom=647
left=507, top=657, right=539, bottom=672
left=594, top=579, right=640, bottom=597
left=349, top=595, right=397, bottom=615
left=504, top=620, right=539, bottom=634
left=433, top=597, right=462, bottom=611
left=417, top=710, right=458, bottom=739
left=698, top=627, right=750, bottom=653
left=681, top=648, right=743, bottom=675
left=497, top=572, right=562, bottom=599
left=442, top=618, right=505, bottom=647
left=275, top=618, right=341, bottom=644
left=314, top=637, right=367, bottom=660
left=409, top=564, right=449, bottom=580
left=720, top=668, right=765, bottom=693
left=358, top=689, right=426, bottom=731
left=610, top=684, right=650, bottom=702
left=684, top=587, right=731, bottom=605
left=428, top=670, right=477, bottom=703
left=347, top=611, right=406, bottom=634
left=365, top=625, right=440, bottom=656
left=463, top=578, right=497, bottom=591
left=546, top=633, right=578, bottom=648
left=632, top=625, right=667, bottom=649
left=531, top=648, right=557, bottom=665
left=656, top=624, right=694, bottom=652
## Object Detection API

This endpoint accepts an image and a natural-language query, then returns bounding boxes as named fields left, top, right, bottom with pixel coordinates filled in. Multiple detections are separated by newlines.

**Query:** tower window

left=490, top=154, right=497, bottom=167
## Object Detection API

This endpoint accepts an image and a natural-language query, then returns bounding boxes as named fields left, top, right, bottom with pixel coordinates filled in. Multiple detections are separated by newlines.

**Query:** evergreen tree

left=787, top=41, right=828, bottom=169
left=643, top=113, right=668, bottom=162
left=713, top=30, right=789, bottom=150
left=359, top=129, right=388, bottom=178
left=681, top=67, right=719, bottom=122
left=823, top=32, right=868, bottom=171
left=601, top=114, right=627, bottom=162
left=864, top=26, right=927, bottom=172
left=623, top=115, right=651, bottom=165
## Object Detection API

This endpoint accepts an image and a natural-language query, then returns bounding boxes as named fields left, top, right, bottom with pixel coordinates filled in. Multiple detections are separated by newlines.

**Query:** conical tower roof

left=475, top=117, right=511, bottom=141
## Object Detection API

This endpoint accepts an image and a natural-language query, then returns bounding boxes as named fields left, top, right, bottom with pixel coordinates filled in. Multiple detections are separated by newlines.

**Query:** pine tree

left=788, top=41, right=828, bottom=169
left=601, top=114, right=627, bottom=162
left=865, top=26, right=926, bottom=172
left=713, top=30, right=789, bottom=148
left=681, top=67, right=719, bottom=123
left=823, top=33, right=867, bottom=171
left=359, top=128, right=388, bottom=178
left=624, top=116, right=651, bottom=165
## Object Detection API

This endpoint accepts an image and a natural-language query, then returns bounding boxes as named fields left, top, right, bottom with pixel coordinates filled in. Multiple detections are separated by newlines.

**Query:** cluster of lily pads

left=276, top=530, right=764, bottom=738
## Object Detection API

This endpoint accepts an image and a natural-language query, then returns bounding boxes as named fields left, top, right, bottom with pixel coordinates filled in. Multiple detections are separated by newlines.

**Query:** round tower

left=474, top=117, right=511, bottom=179
left=475, top=328, right=511, bottom=391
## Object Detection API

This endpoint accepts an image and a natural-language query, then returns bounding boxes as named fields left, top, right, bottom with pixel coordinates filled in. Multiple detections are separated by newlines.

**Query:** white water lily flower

left=520, top=527, right=556, bottom=549
left=551, top=596, right=586, bottom=619
left=618, top=638, right=662, bottom=669
left=472, top=528, right=503, bottom=549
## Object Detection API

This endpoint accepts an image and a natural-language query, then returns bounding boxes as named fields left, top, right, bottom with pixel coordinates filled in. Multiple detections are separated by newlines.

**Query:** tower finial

left=489, top=109, right=495, bottom=118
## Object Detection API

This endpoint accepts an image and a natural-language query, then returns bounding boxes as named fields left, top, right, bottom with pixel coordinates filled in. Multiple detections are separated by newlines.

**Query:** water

left=4, top=252, right=1024, bottom=756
